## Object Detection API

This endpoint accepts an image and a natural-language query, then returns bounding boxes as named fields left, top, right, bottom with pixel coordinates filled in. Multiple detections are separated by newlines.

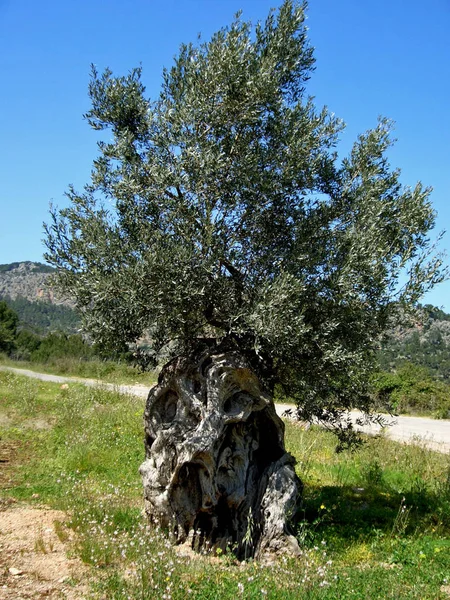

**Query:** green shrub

left=30, top=332, right=94, bottom=363
left=12, top=329, right=42, bottom=360
left=372, top=362, right=450, bottom=417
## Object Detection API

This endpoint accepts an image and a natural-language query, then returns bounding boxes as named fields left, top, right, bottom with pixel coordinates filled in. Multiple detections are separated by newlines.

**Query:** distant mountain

left=0, top=261, right=80, bottom=334
left=379, top=304, right=450, bottom=381
left=0, top=262, right=54, bottom=274
left=0, top=261, right=58, bottom=303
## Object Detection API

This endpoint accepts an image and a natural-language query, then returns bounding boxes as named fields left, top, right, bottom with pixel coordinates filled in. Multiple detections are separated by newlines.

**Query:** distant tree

left=0, top=263, right=21, bottom=273
left=13, top=329, right=42, bottom=361
left=423, top=304, right=450, bottom=323
left=0, top=300, right=18, bottom=354
left=30, top=332, right=93, bottom=363
left=45, top=0, right=446, bottom=434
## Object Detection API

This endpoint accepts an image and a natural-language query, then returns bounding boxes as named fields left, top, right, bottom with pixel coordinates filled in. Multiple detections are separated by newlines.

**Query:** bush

left=372, top=362, right=450, bottom=418
left=12, top=329, right=42, bottom=360
left=30, top=332, right=94, bottom=363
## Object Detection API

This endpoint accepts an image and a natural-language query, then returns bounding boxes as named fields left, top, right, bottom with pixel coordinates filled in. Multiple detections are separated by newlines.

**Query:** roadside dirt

left=0, top=507, right=88, bottom=600
left=0, top=408, right=89, bottom=598
left=0, top=438, right=22, bottom=495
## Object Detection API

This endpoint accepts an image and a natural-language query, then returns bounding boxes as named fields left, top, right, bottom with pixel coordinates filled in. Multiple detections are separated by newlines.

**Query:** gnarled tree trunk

left=140, top=350, right=302, bottom=560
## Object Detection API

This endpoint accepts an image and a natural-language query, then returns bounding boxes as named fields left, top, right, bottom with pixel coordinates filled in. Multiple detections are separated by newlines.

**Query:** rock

left=9, top=567, right=23, bottom=576
left=140, top=349, right=302, bottom=560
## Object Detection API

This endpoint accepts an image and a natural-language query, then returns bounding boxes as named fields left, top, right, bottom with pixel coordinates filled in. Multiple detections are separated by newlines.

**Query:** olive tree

left=44, top=1, right=445, bottom=557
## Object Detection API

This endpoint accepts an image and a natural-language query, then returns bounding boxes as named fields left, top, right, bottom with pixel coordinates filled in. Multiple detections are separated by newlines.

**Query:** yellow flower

left=320, top=504, right=326, bottom=510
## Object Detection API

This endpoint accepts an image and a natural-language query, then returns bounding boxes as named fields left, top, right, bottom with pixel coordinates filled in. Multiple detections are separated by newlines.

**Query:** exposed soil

left=0, top=507, right=88, bottom=599
left=0, top=440, right=21, bottom=494
left=0, top=409, right=88, bottom=598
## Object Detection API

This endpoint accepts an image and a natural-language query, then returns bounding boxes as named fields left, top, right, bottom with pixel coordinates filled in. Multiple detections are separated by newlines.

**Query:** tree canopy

left=44, top=0, right=446, bottom=432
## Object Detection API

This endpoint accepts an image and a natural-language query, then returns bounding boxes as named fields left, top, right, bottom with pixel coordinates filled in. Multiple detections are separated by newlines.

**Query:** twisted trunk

left=140, top=349, right=302, bottom=559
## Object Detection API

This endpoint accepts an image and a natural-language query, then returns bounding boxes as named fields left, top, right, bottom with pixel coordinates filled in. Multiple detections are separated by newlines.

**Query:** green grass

left=1, top=371, right=450, bottom=599
left=285, top=421, right=450, bottom=598
left=0, top=353, right=157, bottom=385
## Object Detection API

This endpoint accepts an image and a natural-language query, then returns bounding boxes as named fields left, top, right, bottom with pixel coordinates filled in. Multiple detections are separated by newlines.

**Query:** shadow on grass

left=298, top=481, right=450, bottom=545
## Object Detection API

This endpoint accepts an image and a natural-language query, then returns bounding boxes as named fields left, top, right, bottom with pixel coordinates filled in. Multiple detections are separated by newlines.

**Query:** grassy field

left=0, top=353, right=158, bottom=386
left=1, top=370, right=450, bottom=598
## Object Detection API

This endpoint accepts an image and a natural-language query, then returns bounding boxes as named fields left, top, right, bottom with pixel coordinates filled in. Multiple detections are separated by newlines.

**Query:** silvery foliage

left=44, top=1, right=446, bottom=441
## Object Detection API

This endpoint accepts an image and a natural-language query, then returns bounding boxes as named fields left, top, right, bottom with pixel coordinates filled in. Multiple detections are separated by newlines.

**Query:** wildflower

left=238, top=582, right=244, bottom=594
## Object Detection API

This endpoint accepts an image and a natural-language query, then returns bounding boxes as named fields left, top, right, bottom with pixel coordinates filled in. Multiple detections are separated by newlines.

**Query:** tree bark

left=140, top=349, right=302, bottom=560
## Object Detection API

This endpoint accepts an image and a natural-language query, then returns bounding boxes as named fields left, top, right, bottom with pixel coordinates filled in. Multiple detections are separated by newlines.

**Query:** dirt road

left=2, top=365, right=449, bottom=453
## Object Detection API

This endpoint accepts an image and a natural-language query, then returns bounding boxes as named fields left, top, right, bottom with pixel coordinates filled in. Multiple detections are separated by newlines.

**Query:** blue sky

left=1, top=0, right=449, bottom=309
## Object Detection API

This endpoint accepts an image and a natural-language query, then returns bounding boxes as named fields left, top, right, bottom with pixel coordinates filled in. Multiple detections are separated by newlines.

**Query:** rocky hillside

left=0, top=262, right=79, bottom=334
left=0, top=262, right=59, bottom=303
left=379, top=305, right=450, bottom=381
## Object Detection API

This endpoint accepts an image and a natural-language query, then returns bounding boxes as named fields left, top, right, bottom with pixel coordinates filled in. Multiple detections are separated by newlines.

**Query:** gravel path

left=2, top=365, right=449, bottom=453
